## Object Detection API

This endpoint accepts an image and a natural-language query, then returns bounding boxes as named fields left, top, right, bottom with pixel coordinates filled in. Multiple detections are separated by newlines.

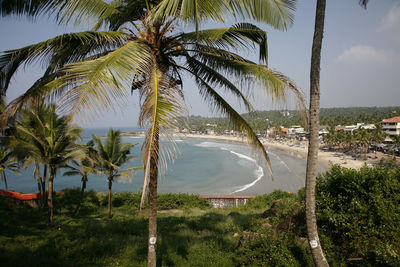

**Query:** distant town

left=173, top=107, right=400, bottom=158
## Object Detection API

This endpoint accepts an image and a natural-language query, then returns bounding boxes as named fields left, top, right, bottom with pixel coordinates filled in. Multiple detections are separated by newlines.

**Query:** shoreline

left=175, top=133, right=369, bottom=170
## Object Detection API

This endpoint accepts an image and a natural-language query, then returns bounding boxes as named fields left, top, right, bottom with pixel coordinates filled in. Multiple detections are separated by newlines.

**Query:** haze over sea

left=5, top=127, right=324, bottom=196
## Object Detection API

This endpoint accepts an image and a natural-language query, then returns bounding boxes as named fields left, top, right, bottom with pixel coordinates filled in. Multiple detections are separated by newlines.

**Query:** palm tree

left=0, top=1, right=303, bottom=265
left=0, top=147, right=20, bottom=190
left=64, top=141, right=98, bottom=216
left=305, top=1, right=368, bottom=266
left=91, top=129, right=137, bottom=219
left=9, top=104, right=82, bottom=222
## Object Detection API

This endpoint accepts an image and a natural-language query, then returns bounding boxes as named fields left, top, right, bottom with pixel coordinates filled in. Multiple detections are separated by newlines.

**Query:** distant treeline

left=177, top=106, right=400, bottom=133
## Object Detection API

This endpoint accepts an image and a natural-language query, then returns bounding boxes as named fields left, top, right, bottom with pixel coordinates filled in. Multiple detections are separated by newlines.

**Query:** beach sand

left=176, top=133, right=370, bottom=170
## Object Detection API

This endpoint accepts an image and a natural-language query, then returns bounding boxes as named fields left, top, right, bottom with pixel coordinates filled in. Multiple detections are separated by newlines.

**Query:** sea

left=4, top=127, right=324, bottom=196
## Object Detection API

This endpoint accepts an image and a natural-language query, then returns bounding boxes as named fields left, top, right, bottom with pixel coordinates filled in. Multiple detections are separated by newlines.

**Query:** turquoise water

left=4, top=127, right=322, bottom=196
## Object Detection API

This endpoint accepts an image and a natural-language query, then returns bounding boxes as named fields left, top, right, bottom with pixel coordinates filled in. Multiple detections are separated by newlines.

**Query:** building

left=379, top=116, right=400, bottom=137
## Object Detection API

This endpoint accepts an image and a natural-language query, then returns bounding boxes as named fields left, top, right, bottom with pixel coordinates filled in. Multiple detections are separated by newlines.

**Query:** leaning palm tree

left=0, top=1, right=303, bottom=265
left=305, top=1, right=368, bottom=266
left=0, top=147, right=20, bottom=190
left=91, top=129, right=137, bottom=219
left=9, top=104, right=82, bottom=222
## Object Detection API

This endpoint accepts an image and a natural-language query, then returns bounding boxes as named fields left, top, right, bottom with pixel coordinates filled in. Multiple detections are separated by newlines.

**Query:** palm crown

left=0, top=0, right=303, bottom=174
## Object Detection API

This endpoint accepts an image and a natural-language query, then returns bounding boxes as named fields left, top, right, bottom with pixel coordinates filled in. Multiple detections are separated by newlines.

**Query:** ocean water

left=4, top=127, right=324, bottom=196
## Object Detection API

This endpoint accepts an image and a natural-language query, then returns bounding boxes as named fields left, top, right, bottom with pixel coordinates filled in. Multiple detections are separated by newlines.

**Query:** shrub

left=235, top=230, right=312, bottom=266
left=241, top=190, right=297, bottom=211
left=316, top=164, right=400, bottom=266
left=157, top=193, right=209, bottom=210
left=109, top=192, right=209, bottom=210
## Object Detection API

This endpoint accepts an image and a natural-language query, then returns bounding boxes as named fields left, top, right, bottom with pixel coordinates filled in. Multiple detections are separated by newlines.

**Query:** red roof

left=0, top=190, right=39, bottom=200
left=380, top=116, right=400, bottom=123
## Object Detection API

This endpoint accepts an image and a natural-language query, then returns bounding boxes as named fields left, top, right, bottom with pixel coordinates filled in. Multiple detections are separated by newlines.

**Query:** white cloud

left=336, top=45, right=396, bottom=64
left=379, top=3, right=400, bottom=32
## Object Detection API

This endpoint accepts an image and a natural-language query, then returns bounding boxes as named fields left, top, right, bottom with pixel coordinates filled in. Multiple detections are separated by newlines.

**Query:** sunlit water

left=4, top=127, right=324, bottom=196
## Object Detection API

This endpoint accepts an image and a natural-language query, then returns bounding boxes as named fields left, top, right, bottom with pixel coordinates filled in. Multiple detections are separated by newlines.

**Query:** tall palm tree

left=91, top=129, right=137, bottom=219
left=0, top=1, right=303, bottom=265
left=9, top=104, right=82, bottom=222
left=0, top=147, right=20, bottom=190
left=305, top=1, right=368, bottom=266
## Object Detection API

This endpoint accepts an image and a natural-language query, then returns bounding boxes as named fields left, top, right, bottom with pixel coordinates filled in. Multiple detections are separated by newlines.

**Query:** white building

left=379, top=116, right=400, bottom=137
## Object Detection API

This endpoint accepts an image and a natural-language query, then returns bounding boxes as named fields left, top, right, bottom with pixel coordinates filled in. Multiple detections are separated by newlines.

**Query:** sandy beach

left=176, top=133, right=373, bottom=170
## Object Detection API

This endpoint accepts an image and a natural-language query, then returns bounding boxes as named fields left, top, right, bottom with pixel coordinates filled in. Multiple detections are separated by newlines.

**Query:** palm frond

left=153, top=0, right=230, bottom=31
left=189, top=49, right=306, bottom=115
left=183, top=68, right=273, bottom=175
left=55, top=0, right=120, bottom=27
left=0, top=0, right=64, bottom=18
left=229, top=0, right=296, bottom=30
left=183, top=54, right=254, bottom=111
left=92, top=0, right=148, bottom=31
left=0, top=73, right=59, bottom=128
left=55, top=40, right=152, bottom=120
left=180, top=23, right=268, bottom=63
left=191, top=51, right=286, bottom=101
left=138, top=65, right=185, bottom=208
left=153, top=0, right=296, bottom=31
left=0, top=31, right=127, bottom=92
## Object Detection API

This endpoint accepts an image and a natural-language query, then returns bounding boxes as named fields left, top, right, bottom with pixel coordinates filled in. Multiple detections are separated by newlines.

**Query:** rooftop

left=380, top=116, right=400, bottom=123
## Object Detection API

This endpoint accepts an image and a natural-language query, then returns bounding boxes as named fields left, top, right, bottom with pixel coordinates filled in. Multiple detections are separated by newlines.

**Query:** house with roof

left=379, top=116, right=400, bottom=137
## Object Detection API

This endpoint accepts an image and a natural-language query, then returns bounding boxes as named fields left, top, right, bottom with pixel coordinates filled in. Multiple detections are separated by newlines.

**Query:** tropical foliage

left=316, top=164, right=400, bottom=266
left=63, top=141, right=98, bottom=216
left=91, top=128, right=139, bottom=219
left=1, top=164, right=398, bottom=266
left=5, top=104, right=82, bottom=222
left=0, top=148, right=20, bottom=190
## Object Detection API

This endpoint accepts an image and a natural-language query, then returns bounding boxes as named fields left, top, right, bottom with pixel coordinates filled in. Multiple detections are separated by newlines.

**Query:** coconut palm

left=91, top=129, right=138, bottom=219
left=305, top=1, right=368, bottom=266
left=63, top=141, right=98, bottom=216
left=0, top=1, right=304, bottom=264
left=0, top=147, right=20, bottom=190
left=8, top=104, right=82, bottom=222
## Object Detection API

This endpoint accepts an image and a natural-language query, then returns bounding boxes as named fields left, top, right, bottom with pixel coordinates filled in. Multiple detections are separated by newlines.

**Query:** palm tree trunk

left=35, top=162, right=44, bottom=208
left=148, top=132, right=159, bottom=267
left=2, top=172, right=8, bottom=190
left=48, top=170, right=54, bottom=223
left=73, top=175, right=87, bottom=216
left=305, top=0, right=329, bottom=266
left=107, top=176, right=113, bottom=219
left=42, top=164, right=48, bottom=206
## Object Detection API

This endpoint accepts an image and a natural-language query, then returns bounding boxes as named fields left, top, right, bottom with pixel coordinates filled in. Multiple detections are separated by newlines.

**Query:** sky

left=0, top=0, right=399, bottom=128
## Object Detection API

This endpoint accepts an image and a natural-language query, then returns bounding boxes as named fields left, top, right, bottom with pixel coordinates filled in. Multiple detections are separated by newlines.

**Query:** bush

left=235, top=230, right=312, bottom=266
left=316, top=164, right=400, bottom=266
left=157, top=193, right=209, bottom=210
left=241, top=190, right=298, bottom=211
left=110, top=192, right=209, bottom=210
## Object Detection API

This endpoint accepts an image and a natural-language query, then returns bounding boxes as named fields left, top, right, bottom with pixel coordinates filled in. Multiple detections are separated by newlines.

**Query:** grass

left=0, top=191, right=263, bottom=267
left=2, top=170, right=398, bottom=267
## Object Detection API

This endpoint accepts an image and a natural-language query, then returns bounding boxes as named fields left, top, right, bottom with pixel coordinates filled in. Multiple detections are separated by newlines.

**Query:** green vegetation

left=316, top=164, right=400, bottom=266
left=178, top=107, right=400, bottom=133
left=1, top=165, right=399, bottom=266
